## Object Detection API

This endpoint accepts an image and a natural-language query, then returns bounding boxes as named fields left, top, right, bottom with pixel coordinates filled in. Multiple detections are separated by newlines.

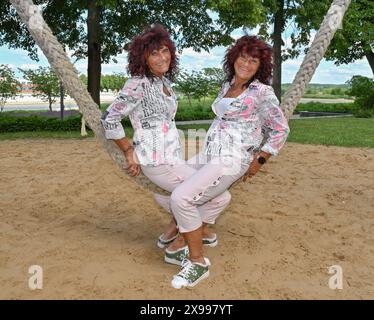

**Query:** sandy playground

left=0, top=139, right=373, bottom=299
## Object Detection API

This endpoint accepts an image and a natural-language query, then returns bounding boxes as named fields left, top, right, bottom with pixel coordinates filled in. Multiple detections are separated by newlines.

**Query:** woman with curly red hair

left=101, top=24, right=231, bottom=287
left=163, top=35, right=290, bottom=289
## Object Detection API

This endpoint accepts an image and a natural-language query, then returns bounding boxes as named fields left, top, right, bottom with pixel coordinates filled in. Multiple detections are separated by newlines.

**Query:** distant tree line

left=1, top=64, right=373, bottom=118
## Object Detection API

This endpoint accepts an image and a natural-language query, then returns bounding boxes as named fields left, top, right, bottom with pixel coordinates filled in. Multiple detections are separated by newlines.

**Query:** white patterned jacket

left=204, top=79, right=290, bottom=163
left=101, top=76, right=182, bottom=166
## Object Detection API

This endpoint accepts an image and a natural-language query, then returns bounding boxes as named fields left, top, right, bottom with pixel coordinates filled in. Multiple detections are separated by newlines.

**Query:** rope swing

left=9, top=0, right=352, bottom=194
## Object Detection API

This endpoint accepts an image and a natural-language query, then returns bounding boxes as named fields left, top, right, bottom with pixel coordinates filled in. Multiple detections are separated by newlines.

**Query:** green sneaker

left=157, top=233, right=179, bottom=249
left=202, top=233, right=218, bottom=247
left=171, top=258, right=211, bottom=289
left=164, top=245, right=189, bottom=266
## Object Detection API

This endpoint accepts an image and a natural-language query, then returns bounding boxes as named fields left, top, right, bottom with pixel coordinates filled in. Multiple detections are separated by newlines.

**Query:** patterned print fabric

left=101, top=76, right=182, bottom=166
left=204, top=79, right=290, bottom=164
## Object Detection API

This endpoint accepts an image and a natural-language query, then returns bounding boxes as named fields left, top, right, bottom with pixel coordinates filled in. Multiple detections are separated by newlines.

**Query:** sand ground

left=0, top=139, right=373, bottom=299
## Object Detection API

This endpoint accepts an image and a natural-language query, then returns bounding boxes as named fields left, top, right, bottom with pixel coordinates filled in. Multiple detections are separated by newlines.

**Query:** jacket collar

left=150, top=75, right=172, bottom=88
left=228, top=76, right=261, bottom=88
left=221, top=77, right=261, bottom=98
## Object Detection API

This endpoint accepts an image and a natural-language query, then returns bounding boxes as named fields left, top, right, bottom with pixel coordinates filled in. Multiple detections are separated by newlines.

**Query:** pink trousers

left=141, top=154, right=250, bottom=233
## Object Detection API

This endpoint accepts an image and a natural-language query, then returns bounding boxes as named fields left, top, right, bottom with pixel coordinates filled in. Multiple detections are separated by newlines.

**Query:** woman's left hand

left=242, top=152, right=271, bottom=182
left=242, top=159, right=262, bottom=182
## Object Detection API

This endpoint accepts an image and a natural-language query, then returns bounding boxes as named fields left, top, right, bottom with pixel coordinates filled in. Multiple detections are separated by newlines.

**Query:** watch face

left=257, top=156, right=266, bottom=164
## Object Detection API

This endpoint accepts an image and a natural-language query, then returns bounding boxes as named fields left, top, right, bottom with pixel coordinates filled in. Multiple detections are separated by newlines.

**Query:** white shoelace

left=178, top=260, right=198, bottom=280
left=181, top=258, right=189, bottom=268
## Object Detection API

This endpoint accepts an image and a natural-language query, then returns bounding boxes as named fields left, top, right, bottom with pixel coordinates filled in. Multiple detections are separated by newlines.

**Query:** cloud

left=283, top=57, right=304, bottom=67
left=181, top=48, right=218, bottom=60
left=1, top=63, right=15, bottom=68
left=19, top=63, right=39, bottom=70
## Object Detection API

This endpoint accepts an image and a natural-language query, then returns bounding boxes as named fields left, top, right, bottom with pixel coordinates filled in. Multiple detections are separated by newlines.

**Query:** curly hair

left=127, top=24, right=178, bottom=80
left=223, top=35, right=273, bottom=87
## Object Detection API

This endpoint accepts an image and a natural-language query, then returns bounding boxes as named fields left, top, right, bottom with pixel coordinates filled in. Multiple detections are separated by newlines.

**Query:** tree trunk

left=272, top=0, right=284, bottom=102
left=48, top=96, right=52, bottom=111
left=60, top=80, right=65, bottom=120
left=365, top=50, right=374, bottom=76
left=87, top=0, right=101, bottom=106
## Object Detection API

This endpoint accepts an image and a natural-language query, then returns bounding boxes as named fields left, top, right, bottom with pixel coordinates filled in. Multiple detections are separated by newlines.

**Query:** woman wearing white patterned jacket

left=162, top=35, right=290, bottom=289
left=101, top=24, right=231, bottom=285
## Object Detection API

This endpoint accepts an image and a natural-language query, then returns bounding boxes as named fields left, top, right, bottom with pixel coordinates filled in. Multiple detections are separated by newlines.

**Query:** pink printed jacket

left=204, top=79, right=290, bottom=163
left=101, top=76, right=182, bottom=166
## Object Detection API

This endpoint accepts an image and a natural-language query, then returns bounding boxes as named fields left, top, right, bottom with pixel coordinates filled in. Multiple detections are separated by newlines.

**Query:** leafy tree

left=0, top=0, right=265, bottom=106
left=176, top=67, right=226, bottom=109
left=255, top=0, right=336, bottom=100
left=346, top=75, right=374, bottom=117
left=101, top=73, right=127, bottom=92
left=192, top=71, right=210, bottom=107
left=79, top=74, right=88, bottom=87
left=19, top=66, right=60, bottom=111
left=0, top=64, right=19, bottom=112
left=293, top=0, right=373, bottom=76
left=202, top=67, right=225, bottom=95
left=253, top=0, right=366, bottom=101
left=325, top=0, right=373, bottom=76
left=175, top=70, right=197, bottom=108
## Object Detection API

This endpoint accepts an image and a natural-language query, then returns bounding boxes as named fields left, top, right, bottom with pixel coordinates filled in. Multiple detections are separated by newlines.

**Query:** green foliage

left=330, top=88, right=343, bottom=96
left=174, top=70, right=198, bottom=107
left=0, top=114, right=131, bottom=133
left=346, top=75, right=374, bottom=117
left=0, top=115, right=83, bottom=132
left=175, top=68, right=224, bottom=109
left=294, top=0, right=374, bottom=75
left=0, top=0, right=265, bottom=62
left=282, top=83, right=351, bottom=98
left=207, top=0, right=265, bottom=32
left=100, top=73, right=127, bottom=92
left=295, top=102, right=354, bottom=113
left=202, top=67, right=225, bottom=94
left=19, top=66, right=60, bottom=110
left=325, top=0, right=374, bottom=73
left=0, top=64, right=19, bottom=111
left=79, top=74, right=87, bottom=86
left=346, top=75, right=374, bottom=97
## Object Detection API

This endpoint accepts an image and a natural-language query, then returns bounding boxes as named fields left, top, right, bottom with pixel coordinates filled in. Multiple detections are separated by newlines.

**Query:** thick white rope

left=281, top=0, right=351, bottom=118
left=10, top=0, right=351, bottom=193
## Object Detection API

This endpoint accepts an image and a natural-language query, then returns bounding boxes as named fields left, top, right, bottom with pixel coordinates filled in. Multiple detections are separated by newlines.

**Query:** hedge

left=0, top=115, right=131, bottom=133
left=294, top=102, right=354, bottom=113
left=0, top=102, right=358, bottom=133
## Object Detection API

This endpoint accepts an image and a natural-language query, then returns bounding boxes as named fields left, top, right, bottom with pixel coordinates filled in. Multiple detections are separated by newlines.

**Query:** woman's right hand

left=124, top=148, right=141, bottom=176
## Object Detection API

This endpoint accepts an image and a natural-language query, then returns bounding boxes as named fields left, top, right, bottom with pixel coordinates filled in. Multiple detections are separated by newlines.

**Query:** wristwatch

left=257, top=155, right=267, bottom=165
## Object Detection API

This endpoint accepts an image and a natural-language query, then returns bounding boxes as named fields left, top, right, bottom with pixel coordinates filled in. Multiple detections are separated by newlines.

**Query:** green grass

left=301, top=94, right=352, bottom=99
left=0, top=131, right=95, bottom=140
left=1, top=118, right=373, bottom=148
left=178, top=118, right=374, bottom=148
left=287, top=117, right=374, bottom=148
